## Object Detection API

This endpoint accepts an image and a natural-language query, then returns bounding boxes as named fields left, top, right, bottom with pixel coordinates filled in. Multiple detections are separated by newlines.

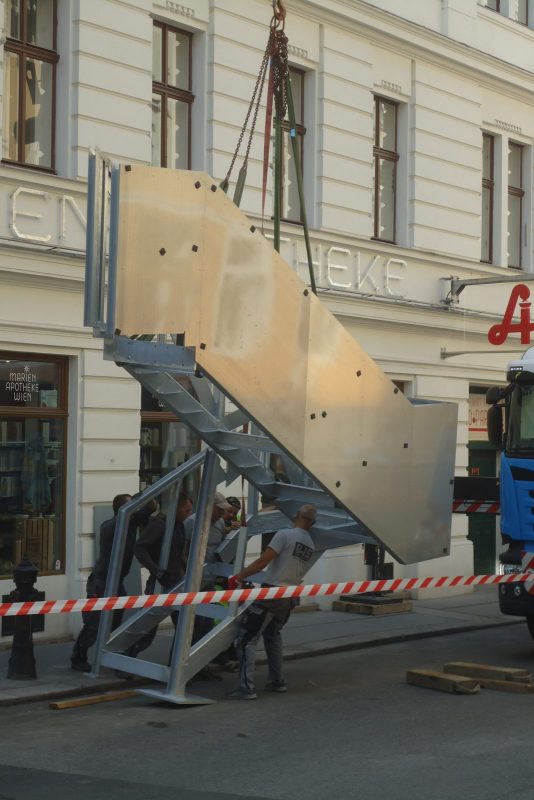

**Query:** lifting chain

left=269, top=13, right=288, bottom=119
left=221, top=0, right=288, bottom=192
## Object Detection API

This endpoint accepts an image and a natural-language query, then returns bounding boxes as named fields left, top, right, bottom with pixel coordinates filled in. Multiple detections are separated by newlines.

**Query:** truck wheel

left=527, top=616, right=534, bottom=640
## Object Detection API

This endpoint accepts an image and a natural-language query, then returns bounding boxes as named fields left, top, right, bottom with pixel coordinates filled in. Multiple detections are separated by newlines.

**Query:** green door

left=467, top=446, right=497, bottom=575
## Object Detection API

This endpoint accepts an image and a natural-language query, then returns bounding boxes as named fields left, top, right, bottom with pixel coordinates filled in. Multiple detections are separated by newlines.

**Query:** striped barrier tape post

left=0, top=572, right=530, bottom=618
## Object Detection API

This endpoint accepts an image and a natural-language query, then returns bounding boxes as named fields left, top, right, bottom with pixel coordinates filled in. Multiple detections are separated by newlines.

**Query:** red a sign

left=488, top=284, right=534, bottom=345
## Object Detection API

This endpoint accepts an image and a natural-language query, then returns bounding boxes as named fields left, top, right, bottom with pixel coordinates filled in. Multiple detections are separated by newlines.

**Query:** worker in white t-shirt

left=225, top=504, right=316, bottom=700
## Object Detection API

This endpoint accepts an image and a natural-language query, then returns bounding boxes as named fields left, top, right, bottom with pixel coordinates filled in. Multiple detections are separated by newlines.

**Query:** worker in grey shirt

left=184, top=490, right=233, bottom=563
left=184, top=491, right=233, bottom=679
left=225, top=503, right=316, bottom=700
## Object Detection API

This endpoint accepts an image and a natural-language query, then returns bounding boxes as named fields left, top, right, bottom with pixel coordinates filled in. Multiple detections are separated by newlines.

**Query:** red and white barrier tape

left=0, top=572, right=530, bottom=618
left=452, top=500, right=500, bottom=514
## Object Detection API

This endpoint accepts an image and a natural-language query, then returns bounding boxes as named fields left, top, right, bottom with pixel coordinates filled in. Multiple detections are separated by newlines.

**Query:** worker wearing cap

left=183, top=491, right=235, bottom=681
left=126, top=492, right=193, bottom=661
left=225, top=503, right=316, bottom=700
left=184, top=490, right=233, bottom=563
left=221, top=496, right=241, bottom=532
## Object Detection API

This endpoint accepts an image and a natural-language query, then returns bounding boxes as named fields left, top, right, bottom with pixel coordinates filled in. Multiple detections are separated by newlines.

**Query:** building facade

left=0, top=0, right=531, bottom=634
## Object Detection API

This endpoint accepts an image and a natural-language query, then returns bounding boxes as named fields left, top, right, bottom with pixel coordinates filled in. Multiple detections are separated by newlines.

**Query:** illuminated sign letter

left=10, top=187, right=51, bottom=243
left=326, top=247, right=352, bottom=289
left=385, top=258, right=406, bottom=298
left=59, top=195, right=86, bottom=239
left=488, top=284, right=534, bottom=345
left=357, top=253, right=380, bottom=293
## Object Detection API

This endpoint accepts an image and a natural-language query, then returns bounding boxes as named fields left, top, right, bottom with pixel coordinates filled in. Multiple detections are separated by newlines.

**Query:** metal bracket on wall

left=440, top=347, right=524, bottom=359
left=444, top=274, right=534, bottom=306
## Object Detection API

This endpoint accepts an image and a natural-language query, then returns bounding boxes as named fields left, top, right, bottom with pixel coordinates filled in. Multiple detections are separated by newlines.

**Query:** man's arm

left=134, top=519, right=163, bottom=577
left=233, top=546, right=278, bottom=582
left=97, top=519, right=115, bottom=572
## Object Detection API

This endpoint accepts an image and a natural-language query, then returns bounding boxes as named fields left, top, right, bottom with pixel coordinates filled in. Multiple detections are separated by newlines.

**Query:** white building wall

left=72, top=0, right=153, bottom=177
left=411, top=63, right=482, bottom=260
left=319, top=28, right=373, bottom=236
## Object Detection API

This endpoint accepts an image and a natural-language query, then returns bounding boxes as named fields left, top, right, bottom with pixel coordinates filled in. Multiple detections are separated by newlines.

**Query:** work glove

left=156, top=569, right=170, bottom=587
left=227, top=575, right=241, bottom=591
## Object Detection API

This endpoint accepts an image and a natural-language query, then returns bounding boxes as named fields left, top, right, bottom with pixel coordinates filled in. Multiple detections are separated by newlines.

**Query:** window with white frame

left=2, top=0, right=58, bottom=170
left=276, top=66, right=306, bottom=223
left=373, top=96, right=398, bottom=243
left=508, top=142, right=524, bottom=268
left=481, top=133, right=495, bottom=263
left=152, top=21, right=194, bottom=169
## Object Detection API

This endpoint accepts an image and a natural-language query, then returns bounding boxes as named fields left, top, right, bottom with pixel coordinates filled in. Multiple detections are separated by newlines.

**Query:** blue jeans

left=235, top=599, right=294, bottom=692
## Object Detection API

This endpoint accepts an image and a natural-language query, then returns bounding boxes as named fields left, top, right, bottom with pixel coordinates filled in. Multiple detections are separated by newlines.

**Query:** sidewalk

left=0, top=586, right=521, bottom=707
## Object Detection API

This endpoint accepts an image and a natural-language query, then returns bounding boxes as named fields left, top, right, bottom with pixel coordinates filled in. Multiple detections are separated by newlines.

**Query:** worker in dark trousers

left=71, top=493, right=137, bottom=672
left=211, top=496, right=242, bottom=669
left=183, top=492, right=234, bottom=681
left=225, top=504, right=316, bottom=700
left=128, top=492, right=193, bottom=658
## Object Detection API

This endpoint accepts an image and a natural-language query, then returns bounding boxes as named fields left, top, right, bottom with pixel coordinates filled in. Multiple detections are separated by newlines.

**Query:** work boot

left=225, top=686, right=257, bottom=700
left=71, top=658, right=91, bottom=672
left=191, top=665, right=222, bottom=682
left=265, top=680, right=287, bottom=693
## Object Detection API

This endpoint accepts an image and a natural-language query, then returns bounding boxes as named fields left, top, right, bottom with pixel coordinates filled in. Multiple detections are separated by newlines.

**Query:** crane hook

left=271, top=0, right=286, bottom=28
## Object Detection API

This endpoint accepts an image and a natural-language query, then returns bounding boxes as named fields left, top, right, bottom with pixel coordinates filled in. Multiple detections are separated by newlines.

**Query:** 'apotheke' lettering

left=267, top=234, right=407, bottom=299
left=4, top=367, right=39, bottom=402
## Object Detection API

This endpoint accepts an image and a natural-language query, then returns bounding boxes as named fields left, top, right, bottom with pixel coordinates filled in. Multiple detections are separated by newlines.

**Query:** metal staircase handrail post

left=164, top=447, right=220, bottom=699
left=157, top=483, right=180, bottom=582
left=105, top=164, right=120, bottom=337
left=84, top=149, right=120, bottom=337
left=89, top=450, right=206, bottom=677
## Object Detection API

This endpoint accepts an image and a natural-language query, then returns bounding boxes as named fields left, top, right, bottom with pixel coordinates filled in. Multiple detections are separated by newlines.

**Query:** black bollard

left=6, top=557, right=40, bottom=680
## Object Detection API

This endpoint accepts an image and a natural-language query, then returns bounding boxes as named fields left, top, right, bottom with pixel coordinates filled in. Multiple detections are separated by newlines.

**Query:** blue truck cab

left=487, top=346, right=534, bottom=629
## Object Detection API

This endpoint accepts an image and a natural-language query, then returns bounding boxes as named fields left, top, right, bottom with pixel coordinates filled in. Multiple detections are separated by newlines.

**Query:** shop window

left=0, top=354, right=67, bottom=577
left=151, top=21, right=194, bottom=169
left=2, top=0, right=58, bottom=170
left=140, top=384, right=200, bottom=505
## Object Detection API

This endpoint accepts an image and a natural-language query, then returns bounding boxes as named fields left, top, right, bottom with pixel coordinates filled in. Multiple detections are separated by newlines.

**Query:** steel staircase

left=83, top=151, right=457, bottom=704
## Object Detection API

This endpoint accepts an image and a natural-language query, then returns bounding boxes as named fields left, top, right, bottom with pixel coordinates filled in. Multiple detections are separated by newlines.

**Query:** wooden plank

left=292, top=603, right=320, bottom=614
left=49, top=689, right=138, bottom=710
left=333, top=599, right=412, bottom=615
left=407, top=669, right=479, bottom=694
left=444, top=662, right=531, bottom=683
left=477, top=678, right=534, bottom=693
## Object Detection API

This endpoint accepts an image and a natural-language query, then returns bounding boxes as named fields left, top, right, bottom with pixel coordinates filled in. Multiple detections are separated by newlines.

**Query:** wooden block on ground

left=477, top=678, right=534, bottom=693
left=407, top=669, right=479, bottom=694
left=49, top=689, right=139, bottom=710
left=333, top=599, right=412, bottom=615
left=444, top=662, right=531, bottom=683
left=292, top=602, right=320, bottom=614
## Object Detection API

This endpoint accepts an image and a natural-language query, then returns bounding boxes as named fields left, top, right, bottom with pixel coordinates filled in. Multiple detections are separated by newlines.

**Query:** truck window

left=508, top=384, right=534, bottom=452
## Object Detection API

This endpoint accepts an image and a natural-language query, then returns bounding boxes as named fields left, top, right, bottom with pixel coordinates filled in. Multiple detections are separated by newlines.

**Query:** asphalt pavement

left=0, top=585, right=522, bottom=707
